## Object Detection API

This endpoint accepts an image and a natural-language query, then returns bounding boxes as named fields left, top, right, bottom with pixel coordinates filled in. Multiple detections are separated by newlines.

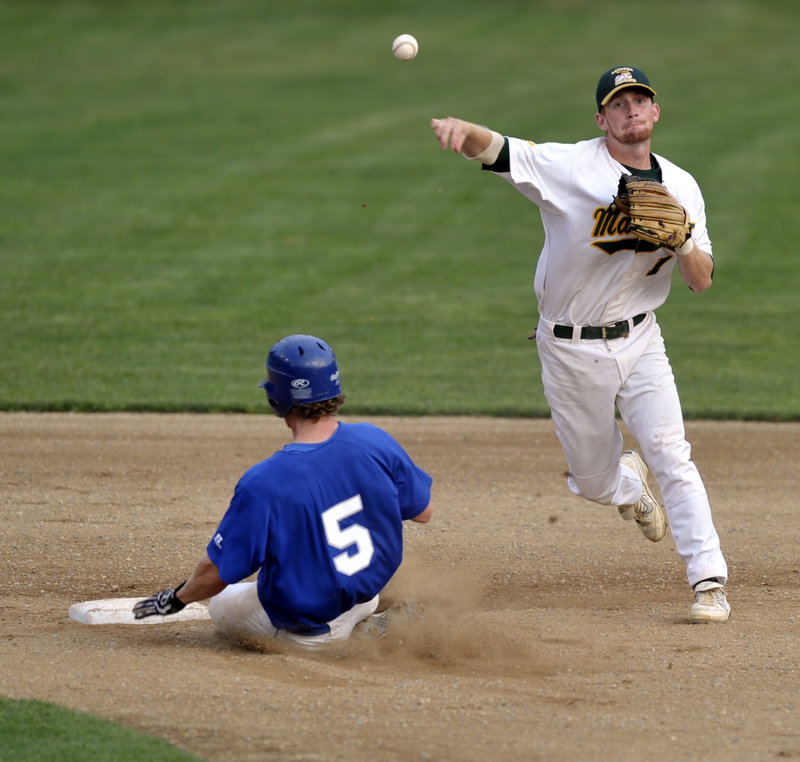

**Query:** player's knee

left=568, top=469, right=618, bottom=504
left=207, top=582, right=252, bottom=629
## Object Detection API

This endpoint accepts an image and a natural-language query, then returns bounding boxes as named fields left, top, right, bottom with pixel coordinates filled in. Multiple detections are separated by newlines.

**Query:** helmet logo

left=291, top=378, right=310, bottom=389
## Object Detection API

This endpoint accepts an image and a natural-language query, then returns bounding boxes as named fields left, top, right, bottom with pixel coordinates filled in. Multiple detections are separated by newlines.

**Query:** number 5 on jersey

left=321, top=495, right=374, bottom=575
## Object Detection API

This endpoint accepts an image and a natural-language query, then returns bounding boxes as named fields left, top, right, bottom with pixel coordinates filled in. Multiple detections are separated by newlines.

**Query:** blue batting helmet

left=259, top=335, right=342, bottom=418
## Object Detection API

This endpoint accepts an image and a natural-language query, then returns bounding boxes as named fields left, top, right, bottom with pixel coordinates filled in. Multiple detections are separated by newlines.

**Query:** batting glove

left=133, top=582, right=187, bottom=619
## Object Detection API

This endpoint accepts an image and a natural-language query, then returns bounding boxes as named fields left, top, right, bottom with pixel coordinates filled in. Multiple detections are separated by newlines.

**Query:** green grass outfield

left=2, top=0, right=798, bottom=420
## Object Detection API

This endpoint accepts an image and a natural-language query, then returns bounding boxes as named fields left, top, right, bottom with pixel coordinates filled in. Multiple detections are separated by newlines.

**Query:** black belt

left=553, top=313, right=645, bottom=340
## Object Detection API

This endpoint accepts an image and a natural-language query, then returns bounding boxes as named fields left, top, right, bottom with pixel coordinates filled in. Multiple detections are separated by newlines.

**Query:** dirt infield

left=1, top=413, right=797, bottom=761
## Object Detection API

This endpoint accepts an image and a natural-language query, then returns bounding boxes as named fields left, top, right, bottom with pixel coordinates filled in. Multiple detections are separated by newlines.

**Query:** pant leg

left=616, top=323, right=728, bottom=586
left=208, top=582, right=380, bottom=648
left=279, top=595, right=380, bottom=649
left=208, top=581, right=277, bottom=638
left=536, top=319, right=639, bottom=506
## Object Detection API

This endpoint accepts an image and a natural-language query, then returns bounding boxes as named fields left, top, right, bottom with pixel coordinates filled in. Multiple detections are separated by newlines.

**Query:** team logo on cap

left=613, top=67, right=637, bottom=86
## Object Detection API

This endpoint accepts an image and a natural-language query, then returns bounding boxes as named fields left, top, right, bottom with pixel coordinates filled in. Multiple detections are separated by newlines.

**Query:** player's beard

left=617, top=122, right=653, bottom=145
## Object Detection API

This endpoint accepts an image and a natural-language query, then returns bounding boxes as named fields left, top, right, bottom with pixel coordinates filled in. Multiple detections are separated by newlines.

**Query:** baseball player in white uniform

left=431, top=66, right=730, bottom=622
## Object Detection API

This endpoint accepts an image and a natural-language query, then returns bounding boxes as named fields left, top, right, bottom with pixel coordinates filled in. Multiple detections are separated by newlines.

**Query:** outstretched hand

left=431, top=117, right=472, bottom=153
left=133, top=583, right=187, bottom=619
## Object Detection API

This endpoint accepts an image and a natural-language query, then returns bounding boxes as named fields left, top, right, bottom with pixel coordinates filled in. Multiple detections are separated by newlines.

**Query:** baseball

left=392, top=34, right=418, bottom=62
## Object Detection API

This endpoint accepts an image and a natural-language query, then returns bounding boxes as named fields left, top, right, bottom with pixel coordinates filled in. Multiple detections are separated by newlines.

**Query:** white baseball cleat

left=618, top=450, right=667, bottom=542
left=690, top=579, right=731, bottom=623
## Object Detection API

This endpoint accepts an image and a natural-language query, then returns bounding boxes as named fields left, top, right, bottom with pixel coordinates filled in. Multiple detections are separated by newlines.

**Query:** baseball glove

left=613, top=174, right=694, bottom=249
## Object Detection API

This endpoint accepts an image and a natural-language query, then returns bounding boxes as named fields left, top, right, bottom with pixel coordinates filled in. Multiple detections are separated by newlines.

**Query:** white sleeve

left=502, top=138, right=576, bottom=214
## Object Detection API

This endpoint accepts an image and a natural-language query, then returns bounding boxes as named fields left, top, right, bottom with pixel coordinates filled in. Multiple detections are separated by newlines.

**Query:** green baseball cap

left=596, top=66, right=656, bottom=110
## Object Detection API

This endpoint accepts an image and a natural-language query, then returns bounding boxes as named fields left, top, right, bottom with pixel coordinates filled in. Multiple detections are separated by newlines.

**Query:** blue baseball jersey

left=206, top=422, right=432, bottom=635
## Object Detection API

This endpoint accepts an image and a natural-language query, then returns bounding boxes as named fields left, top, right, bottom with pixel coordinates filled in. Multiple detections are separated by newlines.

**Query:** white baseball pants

left=536, top=311, right=728, bottom=588
left=208, top=581, right=379, bottom=649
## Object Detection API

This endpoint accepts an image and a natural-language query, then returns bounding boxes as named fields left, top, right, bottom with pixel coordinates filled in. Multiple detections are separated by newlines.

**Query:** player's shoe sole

left=690, top=581, right=731, bottom=623
left=618, top=450, right=667, bottom=542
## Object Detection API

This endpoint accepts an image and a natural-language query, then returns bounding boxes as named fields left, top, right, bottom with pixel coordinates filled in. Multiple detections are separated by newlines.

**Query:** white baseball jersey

left=495, top=136, right=711, bottom=326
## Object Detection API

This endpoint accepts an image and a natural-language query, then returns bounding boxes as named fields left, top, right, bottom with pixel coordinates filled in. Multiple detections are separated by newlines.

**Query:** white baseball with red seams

left=392, top=34, right=418, bottom=61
